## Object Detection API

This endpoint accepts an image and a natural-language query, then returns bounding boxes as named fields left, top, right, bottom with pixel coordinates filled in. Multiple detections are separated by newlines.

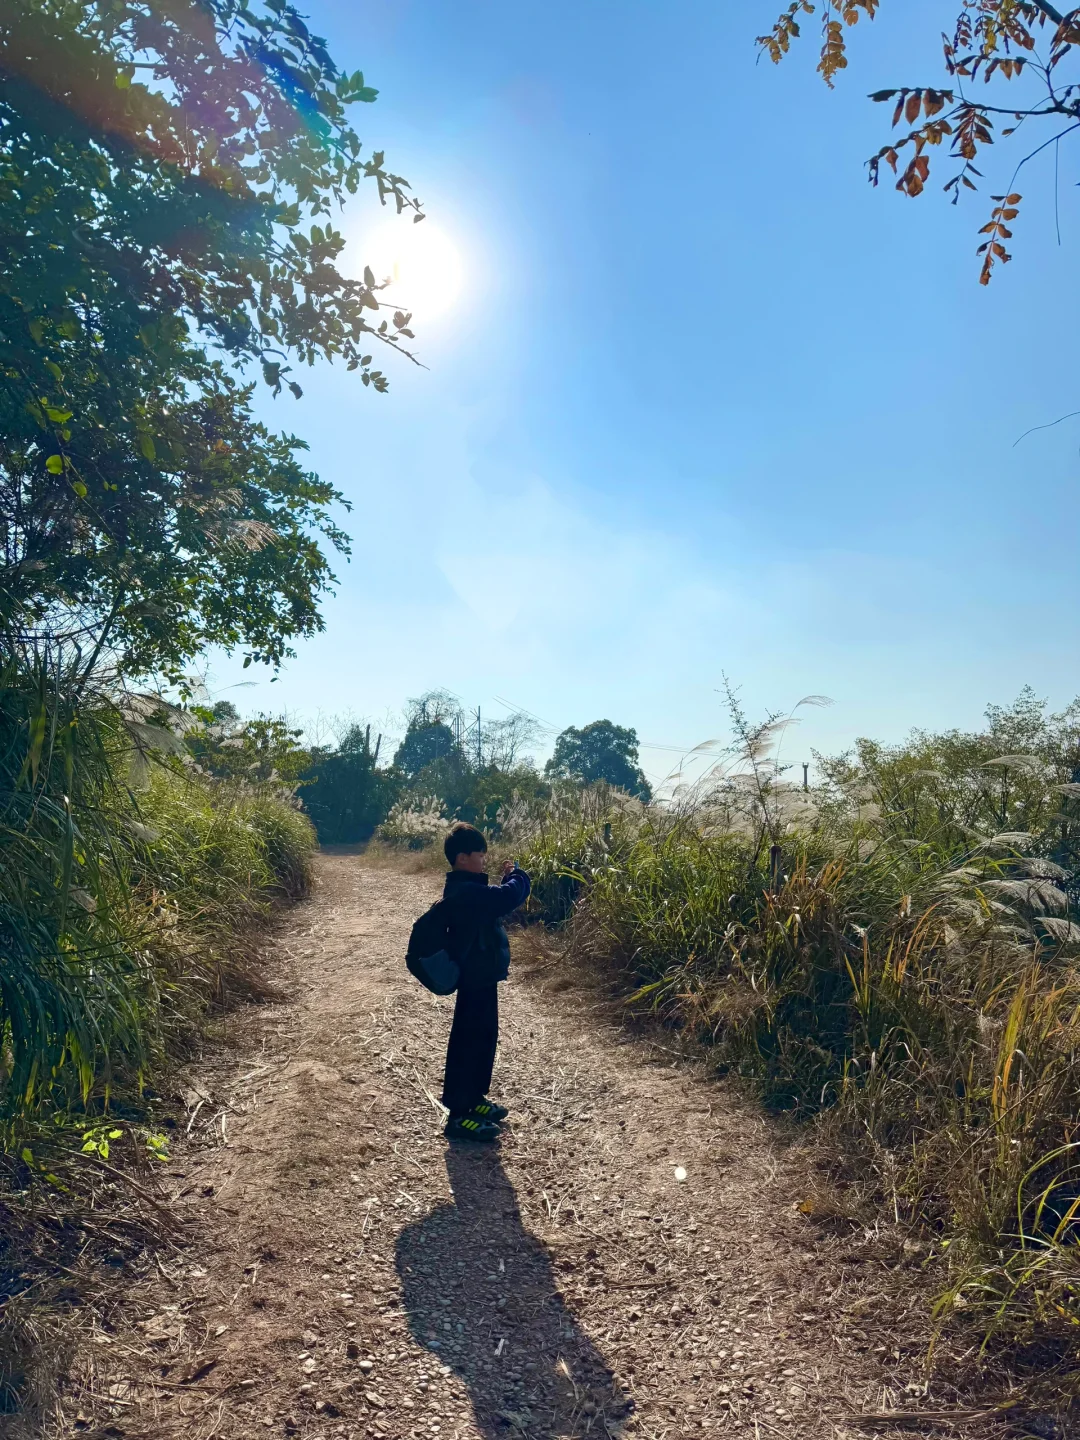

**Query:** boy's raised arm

left=481, top=864, right=531, bottom=917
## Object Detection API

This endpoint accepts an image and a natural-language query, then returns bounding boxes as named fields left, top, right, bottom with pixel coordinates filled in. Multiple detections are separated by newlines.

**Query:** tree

left=394, top=719, right=457, bottom=779
left=759, top=0, right=1080, bottom=282
left=482, top=712, right=540, bottom=770
left=1, top=355, right=351, bottom=675
left=302, top=724, right=397, bottom=843
left=462, top=761, right=550, bottom=835
left=210, top=701, right=240, bottom=728
left=387, top=691, right=547, bottom=828
left=186, top=710, right=311, bottom=786
left=545, top=720, right=652, bottom=801
left=0, top=0, right=421, bottom=676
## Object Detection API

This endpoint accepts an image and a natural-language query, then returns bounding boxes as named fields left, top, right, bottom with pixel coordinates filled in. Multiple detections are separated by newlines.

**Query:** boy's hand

left=500, top=860, right=515, bottom=879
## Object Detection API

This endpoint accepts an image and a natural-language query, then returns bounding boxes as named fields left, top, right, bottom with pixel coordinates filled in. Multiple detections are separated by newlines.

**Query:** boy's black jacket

left=443, top=865, right=531, bottom=988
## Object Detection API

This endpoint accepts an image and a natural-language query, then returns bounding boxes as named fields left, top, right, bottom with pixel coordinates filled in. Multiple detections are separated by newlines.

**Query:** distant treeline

left=187, top=690, right=653, bottom=846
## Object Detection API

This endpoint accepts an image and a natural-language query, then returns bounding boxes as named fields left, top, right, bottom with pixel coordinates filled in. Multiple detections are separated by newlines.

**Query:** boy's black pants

left=442, top=984, right=498, bottom=1117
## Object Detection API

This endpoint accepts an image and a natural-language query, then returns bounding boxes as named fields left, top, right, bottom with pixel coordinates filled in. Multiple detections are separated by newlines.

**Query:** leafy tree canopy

left=186, top=709, right=311, bottom=785
left=760, top=0, right=1078, bottom=281
left=1, top=0, right=420, bottom=676
left=302, top=723, right=395, bottom=843
left=394, top=718, right=457, bottom=779
left=545, top=720, right=653, bottom=802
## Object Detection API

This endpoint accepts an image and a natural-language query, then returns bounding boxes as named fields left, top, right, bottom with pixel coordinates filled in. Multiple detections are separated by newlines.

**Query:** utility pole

left=802, top=762, right=809, bottom=793
left=476, top=707, right=482, bottom=769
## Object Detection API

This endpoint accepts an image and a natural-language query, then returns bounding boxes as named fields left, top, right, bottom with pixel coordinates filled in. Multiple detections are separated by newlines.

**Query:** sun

left=353, top=219, right=465, bottom=324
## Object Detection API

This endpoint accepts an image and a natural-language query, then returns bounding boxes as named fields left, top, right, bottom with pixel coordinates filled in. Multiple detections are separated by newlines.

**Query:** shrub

left=376, top=797, right=450, bottom=851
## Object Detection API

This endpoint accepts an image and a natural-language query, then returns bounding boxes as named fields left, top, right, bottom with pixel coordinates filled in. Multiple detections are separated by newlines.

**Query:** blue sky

left=210, top=0, right=1080, bottom=786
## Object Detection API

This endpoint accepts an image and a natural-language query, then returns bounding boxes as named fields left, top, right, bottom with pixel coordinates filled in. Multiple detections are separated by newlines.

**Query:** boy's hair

left=444, top=822, right=488, bottom=866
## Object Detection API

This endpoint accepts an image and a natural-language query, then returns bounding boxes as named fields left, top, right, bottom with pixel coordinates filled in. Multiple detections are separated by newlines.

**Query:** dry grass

left=353, top=839, right=448, bottom=873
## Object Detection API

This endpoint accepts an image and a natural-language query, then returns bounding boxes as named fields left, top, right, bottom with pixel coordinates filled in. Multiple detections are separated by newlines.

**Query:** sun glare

left=355, top=219, right=465, bottom=325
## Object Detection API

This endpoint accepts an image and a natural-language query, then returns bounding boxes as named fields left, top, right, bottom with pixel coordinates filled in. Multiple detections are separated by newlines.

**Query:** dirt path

left=60, top=855, right=944, bottom=1440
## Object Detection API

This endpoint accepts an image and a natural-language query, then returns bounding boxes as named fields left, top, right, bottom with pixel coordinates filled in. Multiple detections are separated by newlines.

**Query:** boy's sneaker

left=470, top=1098, right=509, bottom=1123
left=445, top=1114, right=500, bottom=1143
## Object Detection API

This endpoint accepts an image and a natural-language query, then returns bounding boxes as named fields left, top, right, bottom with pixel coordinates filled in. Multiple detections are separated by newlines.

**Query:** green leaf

left=139, top=433, right=157, bottom=461
left=72, top=480, right=87, bottom=498
left=45, top=454, right=64, bottom=473
left=146, top=1132, right=170, bottom=1161
left=43, top=406, right=73, bottom=423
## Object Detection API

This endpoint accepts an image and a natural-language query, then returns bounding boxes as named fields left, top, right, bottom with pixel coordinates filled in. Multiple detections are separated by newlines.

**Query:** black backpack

left=406, top=899, right=460, bottom=995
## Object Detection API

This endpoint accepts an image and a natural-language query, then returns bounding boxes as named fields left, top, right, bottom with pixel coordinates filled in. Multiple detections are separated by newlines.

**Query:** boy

left=441, top=822, right=531, bottom=1142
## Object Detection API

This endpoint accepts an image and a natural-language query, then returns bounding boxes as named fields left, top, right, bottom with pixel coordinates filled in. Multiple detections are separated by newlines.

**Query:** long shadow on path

left=396, top=1142, right=627, bottom=1438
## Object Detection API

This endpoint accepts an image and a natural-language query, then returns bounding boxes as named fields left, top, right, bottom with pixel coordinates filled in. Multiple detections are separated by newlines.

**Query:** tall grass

left=0, top=651, right=151, bottom=1115
left=510, top=692, right=1080, bottom=1369
left=0, top=648, right=315, bottom=1128
left=134, top=769, right=315, bottom=1020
